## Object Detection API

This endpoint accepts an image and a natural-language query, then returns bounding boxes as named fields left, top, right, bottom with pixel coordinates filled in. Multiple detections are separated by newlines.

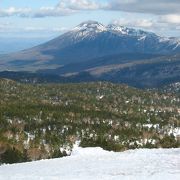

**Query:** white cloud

left=0, top=0, right=180, bottom=18
left=0, top=0, right=179, bottom=37
left=24, top=26, right=68, bottom=33
left=0, top=7, right=31, bottom=17
left=52, top=27, right=68, bottom=32
left=33, top=6, right=75, bottom=18
left=107, top=0, right=180, bottom=15
left=159, top=14, right=180, bottom=24
left=0, top=0, right=103, bottom=18
left=0, top=23, right=68, bottom=34
left=0, top=22, right=15, bottom=32
left=34, top=0, right=101, bottom=18
left=112, top=18, right=154, bottom=29
left=112, top=16, right=180, bottom=37
left=58, top=0, right=100, bottom=10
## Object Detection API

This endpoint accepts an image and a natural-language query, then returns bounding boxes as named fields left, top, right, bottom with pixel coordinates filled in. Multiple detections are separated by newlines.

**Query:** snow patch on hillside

left=0, top=147, right=179, bottom=180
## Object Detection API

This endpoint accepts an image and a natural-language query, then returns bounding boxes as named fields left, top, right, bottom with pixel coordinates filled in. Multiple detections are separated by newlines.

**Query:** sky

left=0, top=0, right=180, bottom=39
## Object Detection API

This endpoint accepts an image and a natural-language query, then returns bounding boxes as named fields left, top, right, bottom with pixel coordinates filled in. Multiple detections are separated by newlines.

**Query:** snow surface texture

left=0, top=147, right=180, bottom=180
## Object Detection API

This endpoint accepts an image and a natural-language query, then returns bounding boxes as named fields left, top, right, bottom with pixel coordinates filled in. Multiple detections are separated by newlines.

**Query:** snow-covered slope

left=0, top=147, right=179, bottom=180
left=74, top=21, right=106, bottom=32
left=107, top=24, right=155, bottom=37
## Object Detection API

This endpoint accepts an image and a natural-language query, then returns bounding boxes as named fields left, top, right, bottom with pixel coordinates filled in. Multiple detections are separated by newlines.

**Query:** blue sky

left=1, top=0, right=60, bottom=8
left=0, top=0, right=180, bottom=38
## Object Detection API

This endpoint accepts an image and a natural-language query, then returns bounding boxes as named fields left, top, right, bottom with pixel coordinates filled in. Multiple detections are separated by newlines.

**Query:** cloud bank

left=107, top=0, right=180, bottom=15
left=0, top=0, right=180, bottom=18
left=0, top=0, right=179, bottom=37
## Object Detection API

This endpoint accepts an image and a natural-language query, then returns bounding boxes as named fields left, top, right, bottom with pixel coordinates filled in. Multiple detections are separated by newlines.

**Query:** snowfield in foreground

left=0, top=147, right=179, bottom=180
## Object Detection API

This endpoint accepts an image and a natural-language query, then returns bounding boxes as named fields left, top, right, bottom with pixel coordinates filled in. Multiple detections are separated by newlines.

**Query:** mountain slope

left=37, top=53, right=180, bottom=88
left=0, top=79, right=179, bottom=163
left=0, top=147, right=180, bottom=180
left=1, top=21, right=180, bottom=71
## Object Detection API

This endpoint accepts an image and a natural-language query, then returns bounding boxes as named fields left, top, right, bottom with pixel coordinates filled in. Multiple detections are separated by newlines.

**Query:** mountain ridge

left=1, top=20, right=180, bottom=72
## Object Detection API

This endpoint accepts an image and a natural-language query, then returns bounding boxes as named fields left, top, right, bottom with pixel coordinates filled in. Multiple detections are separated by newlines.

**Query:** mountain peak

left=79, top=20, right=101, bottom=26
left=72, top=21, right=156, bottom=38
left=107, top=24, right=129, bottom=35
left=73, top=21, right=107, bottom=33
left=107, top=23, right=156, bottom=37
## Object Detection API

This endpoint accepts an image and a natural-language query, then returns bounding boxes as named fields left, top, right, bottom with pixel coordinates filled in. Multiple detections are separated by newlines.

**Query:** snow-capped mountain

left=70, top=20, right=156, bottom=38
left=107, top=24, right=155, bottom=37
left=40, top=21, right=180, bottom=53
left=54, top=21, right=107, bottom=43
left=1, top=20, right=180, bottom=71
left=73, top=21, right=107, bottom=34
left=67, top=21, right=180, bottom=48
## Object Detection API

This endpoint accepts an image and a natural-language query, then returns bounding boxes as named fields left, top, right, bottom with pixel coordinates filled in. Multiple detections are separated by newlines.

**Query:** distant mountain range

left=0, top=21, right=180, bottom=88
